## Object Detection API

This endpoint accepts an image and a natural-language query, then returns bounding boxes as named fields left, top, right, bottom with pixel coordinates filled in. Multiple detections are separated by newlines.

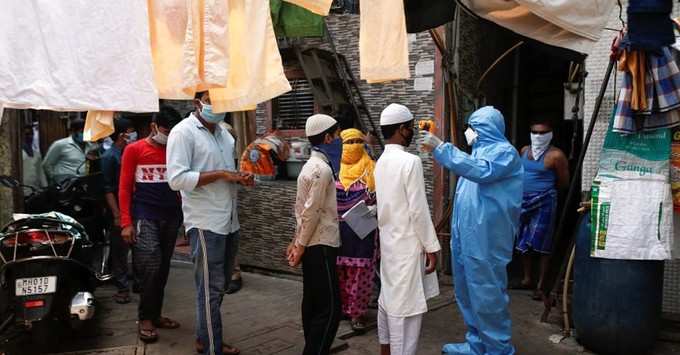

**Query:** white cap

left=305, top=114, right=337, bottom=137
left=380, top=103, right=413, bottom=126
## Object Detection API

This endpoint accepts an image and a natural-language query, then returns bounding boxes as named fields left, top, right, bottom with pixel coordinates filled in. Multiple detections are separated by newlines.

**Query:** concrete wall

left=0, top=110, right=16, bottom=227
left=582, top=0, right=680, bottom=314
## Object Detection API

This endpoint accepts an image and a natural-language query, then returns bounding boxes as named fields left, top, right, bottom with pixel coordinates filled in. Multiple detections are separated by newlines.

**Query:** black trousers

left=302, top=245, right=341, bottom=355
left=109, top=226, right=130, bottom=292
left=132, top=219, right=180, bottom=321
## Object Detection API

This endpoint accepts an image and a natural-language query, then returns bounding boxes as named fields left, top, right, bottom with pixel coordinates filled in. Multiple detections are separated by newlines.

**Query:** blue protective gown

left=432, top=106, right=523, bottom=355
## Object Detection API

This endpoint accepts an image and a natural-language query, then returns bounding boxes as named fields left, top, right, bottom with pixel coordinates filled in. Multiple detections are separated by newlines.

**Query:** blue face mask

left=200, top=103, right=226, bottom=124
left=72, top=131, right=84, bottom=144
left=314, top=137, right=342, bottom=176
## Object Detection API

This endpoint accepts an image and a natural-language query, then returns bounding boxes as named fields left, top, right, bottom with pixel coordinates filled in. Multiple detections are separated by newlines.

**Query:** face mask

left=152, top=131, right=168, bottom=145
left=125, top=131, right=138, bottom=143
left=200, top=103, right=226, bottom=124
left=530, top=131, right=553, bottom=159
left=102, top=137, right=114, bottom=150
left=72, top=131, right=84, bottom=144
left=342, top=143, right=365, bottom=164
left=399, top=126, right=414, bottom=147
left=314, top=137, right=342, bottom=174
left=464, top=127, right=478, bottom=146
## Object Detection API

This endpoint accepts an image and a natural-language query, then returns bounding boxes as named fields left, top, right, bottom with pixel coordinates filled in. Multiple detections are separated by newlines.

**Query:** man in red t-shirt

left=119, top=106, right=183, bottom=343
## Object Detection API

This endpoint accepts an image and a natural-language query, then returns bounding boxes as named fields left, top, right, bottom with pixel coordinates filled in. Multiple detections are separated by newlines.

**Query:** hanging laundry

left=283, top=0, right=333, bottom=16
left=404, top=0, right=455, bottom=34
left=456, top=0, right=616, bottom=54
left=84, top=111, right=115, bottom=142
left=209, top=0, right=291, bottom=113
left=271, top=0, right=325, bottom=38
left=618, top=50, right=647, bottom=111
left=626, top=0, right=675, bottom=51
left=147, top=0, right=229, bottom=99
left=148, top=0, right=290, bottom=111
left=360, top=0, right=410, bottom=83
left=0, top=1, right=158, bottom=112
left=147, top=0, right=190, bottom=99
left=614, top=47, right=680, bottom=133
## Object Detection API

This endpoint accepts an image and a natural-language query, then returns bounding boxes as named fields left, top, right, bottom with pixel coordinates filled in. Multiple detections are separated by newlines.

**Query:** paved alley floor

left=5, top=262, right=680, bottom=355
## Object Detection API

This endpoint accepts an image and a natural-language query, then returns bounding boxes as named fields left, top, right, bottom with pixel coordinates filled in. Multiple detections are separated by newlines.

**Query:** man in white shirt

left=287, top=114, right=342, bottom=355
left=167, top=91, right=254, bottom=355
left=374, top=103, right=441, bottom=355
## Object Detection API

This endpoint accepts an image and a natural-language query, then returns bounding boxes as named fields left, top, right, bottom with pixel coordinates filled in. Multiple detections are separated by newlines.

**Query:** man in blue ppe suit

left=420, top=106, right=523, bottom=355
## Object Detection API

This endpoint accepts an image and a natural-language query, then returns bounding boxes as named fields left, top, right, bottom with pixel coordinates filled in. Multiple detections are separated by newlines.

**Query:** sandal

left=113, top=291, right=131, bottom=304
left=351, top=319, right=367, bottom=332
left=154, top=316, right=181, bottom=329
left=196, top=339, right=240, bottom=355
left=532, top=289, right=545, bottom=301
left=138, top=323, right=158, bottom=343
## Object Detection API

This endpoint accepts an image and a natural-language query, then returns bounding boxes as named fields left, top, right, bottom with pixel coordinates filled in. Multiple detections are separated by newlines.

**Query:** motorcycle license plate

left=15, top=276, right=57, bottom=296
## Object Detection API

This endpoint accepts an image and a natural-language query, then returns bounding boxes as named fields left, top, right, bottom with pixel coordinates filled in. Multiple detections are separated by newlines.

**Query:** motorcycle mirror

left=0, top=175, right=20, bottom=188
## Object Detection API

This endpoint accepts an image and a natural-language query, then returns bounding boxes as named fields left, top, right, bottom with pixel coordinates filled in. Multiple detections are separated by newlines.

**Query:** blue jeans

left=188, top=228, right=239, bottom=355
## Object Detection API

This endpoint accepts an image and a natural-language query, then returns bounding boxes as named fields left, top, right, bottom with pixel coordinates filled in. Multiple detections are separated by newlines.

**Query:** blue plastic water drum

left=573, top=213, right=664, bottom=355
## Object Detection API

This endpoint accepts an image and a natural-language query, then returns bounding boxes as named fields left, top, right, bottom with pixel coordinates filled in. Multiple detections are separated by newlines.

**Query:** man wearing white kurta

left=374, top=103, right=441, bottom=355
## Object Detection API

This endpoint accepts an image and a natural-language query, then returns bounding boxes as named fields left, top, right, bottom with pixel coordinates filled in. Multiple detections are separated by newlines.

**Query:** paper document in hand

left=423, top=271, right=440, bottom=300
left=341, top=200, right=378, bottom=240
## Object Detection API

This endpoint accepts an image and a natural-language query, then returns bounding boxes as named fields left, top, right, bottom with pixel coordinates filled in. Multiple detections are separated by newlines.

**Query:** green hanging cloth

left=270, top=0, right=325, bottom=38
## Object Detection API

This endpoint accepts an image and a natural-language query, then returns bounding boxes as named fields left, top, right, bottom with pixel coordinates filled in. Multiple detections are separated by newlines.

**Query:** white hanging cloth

left=0, top=1, right=159, bottom=112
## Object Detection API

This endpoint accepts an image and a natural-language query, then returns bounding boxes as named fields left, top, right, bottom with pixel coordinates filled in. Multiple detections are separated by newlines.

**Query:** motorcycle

left=0, top=176, right=111, bottom=352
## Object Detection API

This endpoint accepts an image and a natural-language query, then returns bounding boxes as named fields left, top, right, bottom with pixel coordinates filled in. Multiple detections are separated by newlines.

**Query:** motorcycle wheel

left=29, top=319, right=70, bottom=354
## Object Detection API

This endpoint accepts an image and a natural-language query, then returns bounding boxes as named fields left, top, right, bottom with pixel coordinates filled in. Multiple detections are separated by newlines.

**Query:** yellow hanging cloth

left=359, top=0, right=410, bottom=83
left=147, top=0, right=230, bottom=99
left=339, top=129, right=376, bottom=192
left=283, top=0, right=333, bottom=16
left=209, top=0, right=291, bottom=113
left=84, top=111, right=115, bottom=142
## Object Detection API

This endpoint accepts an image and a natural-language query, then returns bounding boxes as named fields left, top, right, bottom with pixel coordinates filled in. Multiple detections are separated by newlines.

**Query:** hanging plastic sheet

left=0, top=1, right=158, bottom=112
left=404, top=0, right=455, bottom=33
left=456, top=0, right=616, bottom=54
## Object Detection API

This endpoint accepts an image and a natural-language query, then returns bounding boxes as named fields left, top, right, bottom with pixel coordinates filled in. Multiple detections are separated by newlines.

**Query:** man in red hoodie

left=119, top=106, right=183, bottom=343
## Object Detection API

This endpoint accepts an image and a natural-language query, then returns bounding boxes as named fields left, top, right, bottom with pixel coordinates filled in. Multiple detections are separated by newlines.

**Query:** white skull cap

left=380, top=103, right=413, bottom=126
left=305, top=114, right=338, bottom=137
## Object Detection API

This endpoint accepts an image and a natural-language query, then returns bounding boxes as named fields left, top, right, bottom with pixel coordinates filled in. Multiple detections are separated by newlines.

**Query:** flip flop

left=196, top=339, right=240, bottom=355
left=154, top=317, right=180, bottom=329
left=139, top=323, right=158, bottom=343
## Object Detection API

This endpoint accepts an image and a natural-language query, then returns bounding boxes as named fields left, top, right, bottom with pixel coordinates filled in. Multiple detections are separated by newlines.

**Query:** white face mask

left=530, top=131, right=553, bottom=159
left=152, top=131, right=168, bottom=145
left=464, top=127, right=478, bottom=146
left=125, top=131, right=138, bottom=143
left=102, top=137, right=114, bottom=150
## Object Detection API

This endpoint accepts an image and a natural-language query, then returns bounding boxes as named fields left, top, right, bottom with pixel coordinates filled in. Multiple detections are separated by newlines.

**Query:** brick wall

left=582, top=0, right=680, bottom=314
left=239, top=13, right=438, bottom=274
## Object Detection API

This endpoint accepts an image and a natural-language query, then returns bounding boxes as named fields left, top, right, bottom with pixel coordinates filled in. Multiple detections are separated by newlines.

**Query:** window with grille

left=272, top=79, right=315, bottom=131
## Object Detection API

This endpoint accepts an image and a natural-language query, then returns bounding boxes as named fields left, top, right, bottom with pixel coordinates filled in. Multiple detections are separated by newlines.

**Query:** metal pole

left=511, top=49, right=520, bottom=146
left=540, top=57, right=616, bottom=322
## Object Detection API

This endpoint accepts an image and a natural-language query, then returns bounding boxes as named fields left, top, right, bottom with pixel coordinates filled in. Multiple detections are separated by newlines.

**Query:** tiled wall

left=239, top=13, right=439, bottom=274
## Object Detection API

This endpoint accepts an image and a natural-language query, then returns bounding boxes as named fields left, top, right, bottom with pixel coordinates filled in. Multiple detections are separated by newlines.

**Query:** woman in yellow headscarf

left=335, top=128, right=378, bottom=331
